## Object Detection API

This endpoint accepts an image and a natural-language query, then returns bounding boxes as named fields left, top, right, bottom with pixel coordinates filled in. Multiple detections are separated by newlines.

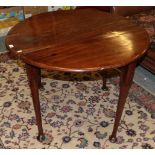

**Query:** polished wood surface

left=5, top=9, right=150, bottom=142
left=110, top=6, right=155, bottom=74
left=6, top=9, right=149, bottom=72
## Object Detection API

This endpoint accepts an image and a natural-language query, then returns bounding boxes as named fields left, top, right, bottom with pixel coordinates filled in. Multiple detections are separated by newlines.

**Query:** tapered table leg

left=36, top=68, right=41, bottom=88
left=109, top=62, right=137, bottom=143
left=25, top=64, right=45, bottom=142
left=99, top=70, right=109, bottom=91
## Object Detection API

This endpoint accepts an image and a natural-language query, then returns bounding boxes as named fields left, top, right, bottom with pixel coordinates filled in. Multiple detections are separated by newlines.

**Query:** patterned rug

left=0, top=53, right=155, bottom=149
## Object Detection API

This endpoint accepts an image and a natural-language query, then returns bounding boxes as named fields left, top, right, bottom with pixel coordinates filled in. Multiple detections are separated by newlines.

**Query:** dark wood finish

left=5, top=9, right=149, bottom=142
left=141, top=49, right=155, bottom=74
left=36, top=68, right=41, bottom=88
left=76, top=6, right=111, bottom=12
left=109, top=61, right=137, bottom=142
left=99, top=71, right=109, bottom=91
left=25, top=64, right=44, bottom=139
left=6, top=9, right=149, bottom=72
left=111, top=6, right=155, bottom=74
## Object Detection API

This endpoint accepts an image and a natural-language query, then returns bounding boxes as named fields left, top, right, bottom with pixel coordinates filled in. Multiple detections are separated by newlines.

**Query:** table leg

left=36, top=68, right=41, bottom=88
left=109, top=62, right=137, bottom=143
left=25, top=64, right=45, bottom=142
left=99, top=70, right=109, bottom=91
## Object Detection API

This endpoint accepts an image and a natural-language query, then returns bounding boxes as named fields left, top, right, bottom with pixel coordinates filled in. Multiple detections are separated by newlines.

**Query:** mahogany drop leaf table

left=5, top=9, right=149, bottom=143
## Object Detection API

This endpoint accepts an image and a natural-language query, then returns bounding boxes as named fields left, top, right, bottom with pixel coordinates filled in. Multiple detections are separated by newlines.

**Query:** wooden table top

left=6, top=9, right=150, bottom=72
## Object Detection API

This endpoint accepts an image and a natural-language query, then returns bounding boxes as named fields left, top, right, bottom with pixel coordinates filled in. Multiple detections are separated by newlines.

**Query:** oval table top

left=5, top=9, right=150, bottom=72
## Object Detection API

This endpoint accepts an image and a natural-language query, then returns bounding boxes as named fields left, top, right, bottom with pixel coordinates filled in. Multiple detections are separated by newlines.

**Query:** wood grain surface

left=6, top=9, right=150, bottom=72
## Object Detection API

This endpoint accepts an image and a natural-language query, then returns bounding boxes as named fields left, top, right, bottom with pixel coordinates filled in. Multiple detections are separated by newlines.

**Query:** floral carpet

left=0, top=53, right=155, bottom=149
